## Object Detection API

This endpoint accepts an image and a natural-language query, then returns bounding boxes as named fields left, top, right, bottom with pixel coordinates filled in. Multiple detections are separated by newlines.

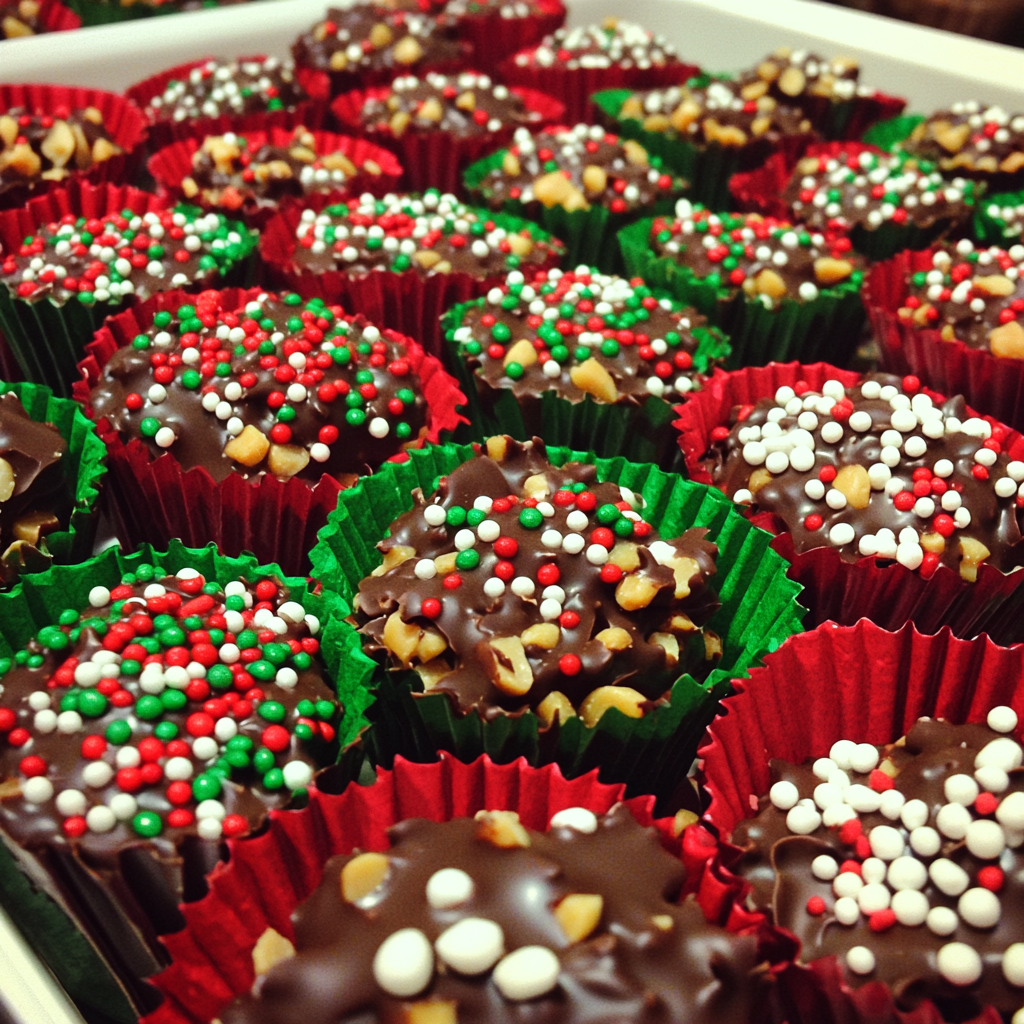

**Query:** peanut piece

left=940, top=324, right=957, bottom=342
left=0, top=116, right=18, bottom=146
left=317, top=151, right=353, bottom=174
left=832, top=464, right=870, bottom=509
left=1, top=16, right=32, bottom=36
left=371, top=544, right=416, bottom=576
left=669, top=99, right=701, bottom=132
left=607, top=541, right=640, bottom=572
left=416, top=658, right=452, bottom=691
left=416, top=628, right=447, bottom=663
left=533, top=170, right=588, bottom=211
left=455, top=90, right=476, bottom=111
left=582, top=165, right=607, bottom=194
left=330, top=50, right=349, bottom=71
left=82, top=107, right=103, bottom=124
left=650, top=549, right=700, bottom=599
left=392, top=35, right=424, bottom=64
left=554, top=894, right=603, bottom=943
left=594, top=627, right=632, bottom=651
left=433, top=552, right=458, bottom=574
left=757, top=59, right=781, bottom=82
left=1000, top=152, right=1024, bottom=174
left=502, top=151, right=521, bottom=176
left=920, top=532, right=945, bottom=554
left=12, top=512, right=59, bottom=545
left=368, top=21, right=393, bottom=47
left=705, top=631, right=724, bottom=660
left=813, top=258, right=854, bottom=286
left=523, top=473, right=549, bottom=499
left=569, top=358, right=619, bottom=403
left=754, top=268, right=787, bottom=300
left=503, top=338, right=537, bottom=369
left=747, top=467, right=772, bottom=495
left=520, top=623, right=560, bottom=649
left=652, top=914, right=674, bottom=931
left=484, top=636, right=533, bottom=696
left=703, top=119, right=747, bottom=147
left=958, top=537, right=990, bottom=582
left=475, top=809, right=531, bottom=848
left=413, top=249, right=440, bottom=268
left=648, top=631, right=679, bottom=666
left=620, top=96, right=644, bottom=120
left=673, top=809, right=699, bottom=836
left=506, top=233, right=534, bottom=257
left=418, top=97, right=443, bottom=122
left=0, top=778, right=21, bottom=800
left=267, top=443, right=310, bottom=479
left=486, top=435, right=509, bottom=461
left=933, top=120, right=970, bottom=153
left=5, top=143, right=41, bottom=178
left=91, top=137, right=120, bottom=164
left=643, top=113, right=670, bottom=133
left=666, top=613, right=697, bottom=633
left=579, top=686, right=646, bottom=727
left=341, top=851, right=390, bottom=902
left=389, top=111, right=411, bottom=137
left=622, top=139, right=648, bottom=165
left=989, top=320, right=1024, bottom=359
left=252, top=928, right=295, bottom=977
left=0, top=458, right=15, bottom=502
left=406, top=1001, right=458, bottom=1024
left=740, top=80, right=768, bottom=101
left=973, top=275, right=1015, bottom=297
left=537, top=690, right=575, bottom=726
left=181, top=177, right=199, bottom=198
left=364, top=159, right=381, bottom=176
left=432, top=260, right=452, bottom=274
left=778, top=66, right=806, bottom=96
left=615, top=573, right=660, bottom=610
left=40, top=121, right=75, bottom=168
left=383, top=611, right=422, bottom=665
left=750, top=116, right=772, bottom=138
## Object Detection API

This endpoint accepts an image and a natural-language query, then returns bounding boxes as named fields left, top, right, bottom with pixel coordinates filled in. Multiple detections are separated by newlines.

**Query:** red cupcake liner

left=699, top=619, right=1024, bottom=1024
left=126, top=56, right=330, bottom=153
left=72, top=287, right=466, bottom=577
left=673, top=361, right=1024, bottom=641
left=494, top=56, right=700, bottom=129
left=0, top=82, right=146, bottom=211
left=259, top=195, right=563, bottom=358
left=793, top=89, right=906, bottom=142
left=455, top=0, right=566, bottom=68
left=147, top=127, right=404, bottom=231
left=866, top=250, right=1024, bottom=439
left=331, top=84, right=565, bottom=195
left=26, top=0, right=82, bottom=32
left=140, top=752, right=772, bottom=1024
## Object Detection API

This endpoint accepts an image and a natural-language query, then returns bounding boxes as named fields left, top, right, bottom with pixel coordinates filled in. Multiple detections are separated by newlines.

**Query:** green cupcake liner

left=861, top=114, right=925, bottom=152
left=848, top=219, right=958, bottom=263
left=441, top=296, right=730, bottom=469
left=0, top=539, right=372, bottom=1022
left=972, top=190, right=1024, bottom=245
left=618, top=218, right=866, bottom=368
left=0, top=380, right=107, bottom=573
left=463, top=147, right=681, bottom=274
left=309, top=441, right=806, bottom=803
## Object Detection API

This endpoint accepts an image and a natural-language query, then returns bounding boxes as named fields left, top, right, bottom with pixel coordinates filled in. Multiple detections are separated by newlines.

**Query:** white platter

left=1, top=1, right=1024, bottom=1022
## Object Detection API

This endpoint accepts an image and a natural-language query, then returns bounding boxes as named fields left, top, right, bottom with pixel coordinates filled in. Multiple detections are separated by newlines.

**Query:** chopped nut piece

left=740, top=80, right=769, bottom=101
left=1000, top=152, right=1024, bottom=174
left=669, top=99, right=701, bottom=132
left=537, top=690, right=575, bottom=725
left=486, top=435, right=508, bottom=461
left=522, top=473, right=549, bottom=499
left=579, top=686, right=646, bottom=726
left=614, top=573, right=660, bottom=611
left=652, top=914, right=674, bottom=931
left=483, top=636, right=533, bottom=696
left=416, top=627, right=448, bottom=663
left=520, top=623, right=560, bottom=649
left=418, top=97, right=443, bottom=123
left=594, top=626, right=632, bottom=651
left=416, top=658, right=452, bottom=691
left=383, top=611, right=423, bottom=665
left=747, top=468, right=772, bottom=495
left=12, top=512, right=59, bottom=545
left=832, top=464, right=870, bottom=510
left=475, top=809, right=531, bottom=848
left=0, top=116, right=18, bottom=146
left=920, top=532, right=945, bottom=554
left=406, top=1001, right=458, bottom=1024
left=648, top=631, right=679, bottom=666
left=267, top=444, right=310, bottom=479
left=5, top=143, right=41, bottom=178
left=433, top=552, right=458, bottom=574
left=413, top=249, right=441, bottom=268
left=503, top=338, right=538, bottom=369
left=607, top=541, right=640, bottom=572
left=341, top=852, right=390, bottom=903
left=330, top=50, right=349, bottom=72
left=392, top=35, right=424, bottom=64
left=1, top=15, right=32, bottom=36
left=501, top=151, right=520, bottom=177
left=0, top=778, right=21, bottom=800
left=958, top=537, right=990, bottom=582
left=813, top=257, right=854, bottom=286
left=181, top=177, right=199, bottom=198
left=554, top=894, right=603, bottom=943
left=989, top=320, right=1024, bottom=359
left=251, top=928, right=295, bottom=978
left=778, top=66, right=806, bottom=96
left=702, top=119, right=747, bottom=147
left=933, top=120, right=970, bottom=153
left=582, top=165, right=607, bottom=194
left=620, top=96, right=644, bottom=120
left=753, top=268, right=787, bottom=300
left=389, top=111, right=411, bottom=137
left=455, top=91, right=476, bottom=111
left=973, top=275, right=1015, bottom=297
left=643, top=113, right=670, bottom=133
left=704, top=631, right=723, bottom=660
left=40, top=121, right=75, bottom=169
left=505, top=233, right=534, bottom=257
left=672, top=809, right=698, bottom=836
left=368, top=21, right=393, bottom=47
left=372, top=544, right=416, bottom=576
left=622, top=140, right=648, bottom=165
left=533, top=170, right=589, bottom=211
left=0, top=458, right=15, bottom=502
left=569, top=358, right=619, bottom=403
left=91, top=137, right=120, bottom=164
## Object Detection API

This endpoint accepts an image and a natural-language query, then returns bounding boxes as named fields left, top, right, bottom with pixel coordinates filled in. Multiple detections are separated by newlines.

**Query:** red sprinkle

left=869, top=909, right=897, bottom=932
left=978, top=866, right=1004, bottom=891
left=869, top=769, right=894, bottom=792
left=806, top=896, right=826, bottom=916
left=558, top=654, right=582, bottom=676
left=975, top=792, right=999, bottom=816
left=421, top=598, right=442, bottom=619
left=599, top=564, right=623, bottom=584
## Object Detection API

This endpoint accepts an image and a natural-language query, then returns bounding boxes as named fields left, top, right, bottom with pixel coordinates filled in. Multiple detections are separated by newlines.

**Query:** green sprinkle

left=519, top=507, right=544, bottom=530
left=106, top=720, right=132, bottom=745
left=135, top=695, right=164, bottom=720
left=132, top=811, right=162, bottom=837
left=455, top=549, right=480, bottom=570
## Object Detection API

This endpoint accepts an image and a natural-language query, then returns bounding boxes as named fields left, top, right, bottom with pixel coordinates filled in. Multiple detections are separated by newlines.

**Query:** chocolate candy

left=144, top=58, right=308, bottom=124
left=509, top=17, right=681, bottom=72
left=650, top=200, right=863, bottom=307
left=737, top=47, right=861, bottom=107
left=223, top=804, right=765, bottom=1024
left=468, top=124, right=684, bottom=215
left=0, top=205, right=253, bottom=307
left=897, top=241, right=1024, bottom=358
left=0, top=107, right=121, bottom=196
left=731, top=710, right=1024, bottom=1020
left=0, top=392, right=68, bottom=584
left=902, top=102, right=1024, bottom=181
left=290, top=190, right=562, bottom=277
left=448, top=266, right=720, bottom=405
left=90, top=291, right=430, bottom=485
left=359, top=72, right=541, bottom=139
left=356, top=436, right=720, bottom=724
left=705, top=372, right=1024, bottom=579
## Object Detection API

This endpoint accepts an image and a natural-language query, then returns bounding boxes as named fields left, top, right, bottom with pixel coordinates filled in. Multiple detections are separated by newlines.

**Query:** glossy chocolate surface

left=902, top=103, right=1024, bottom=180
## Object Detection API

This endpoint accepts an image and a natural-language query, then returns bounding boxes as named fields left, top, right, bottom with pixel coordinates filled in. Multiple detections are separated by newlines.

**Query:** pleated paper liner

left=496, top=54, right=700, bottom=127
left=20, top=0, right=82, bottom=32
left=592, top=87, right=817, bottom=211
left=618, top=218, right=866, bottom=369
left=140, top=752, right=777, bottom=1024
left=0, top=539, right=371, bottom=1024
left=0, top=181, right=256, bottom=397
left=729, top=141, right=974, bottom=262
left=147, top=127, right=405, bottom=231
left=454, top=0, right=566, bottom=68
left=699, top=620, right=1024, bottom=1024
left=462, top=143, right=683, bottom=274
left=441, top=294, right=730, bottom=468
left=790, top=88, right=906, bottom=143
left=865, top=249, right=1024, bottom=437
left=308, top=440, right=805, bottom=802
left=0, top=82, right=147, bottom=213
left=72, top=287, right=466, bottom=577
left=126, top=56, right=331, bottom=153
left=258, top=195, right=565, bottom=359
left=673, top=360, right=1024, bottom=641
left=0, top=379, right=107, bottom=574
left=330, top=85, right=566, bottom=196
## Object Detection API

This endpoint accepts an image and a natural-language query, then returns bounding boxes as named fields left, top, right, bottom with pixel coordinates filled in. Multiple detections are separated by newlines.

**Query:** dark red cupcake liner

left=19, top=0, right=82, bottom=33
left=258, top=194, right=563, bottom=358
left=795, top=89, right=906, bottom=143
left=139, top=752, right=771, bottom=1024
left=495, top=55, right=700, bottom=129
left=0, top=82, right=146, bottom=211
left=147, top=127, right=404, bottom=231
left=455, top=0, right=565, bottom=68
left=72, top=287, right=466, bottom=577
left=673, top=361, right=1024, bottom=642
left=331, top=84, right=565, bottom=195
left=126, top=56, right=330, bottom=153
left=699, top=619, right=1024, bottom=1024
left=865, top=249, right=1024, bottom=438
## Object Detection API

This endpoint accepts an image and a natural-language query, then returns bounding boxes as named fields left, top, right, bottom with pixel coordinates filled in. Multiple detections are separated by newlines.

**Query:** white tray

left=2, top=1, right=1024, bottom=1023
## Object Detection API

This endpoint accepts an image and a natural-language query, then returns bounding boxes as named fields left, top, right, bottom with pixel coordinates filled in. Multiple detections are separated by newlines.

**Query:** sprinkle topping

left=514, top=17, right=679, bottom=70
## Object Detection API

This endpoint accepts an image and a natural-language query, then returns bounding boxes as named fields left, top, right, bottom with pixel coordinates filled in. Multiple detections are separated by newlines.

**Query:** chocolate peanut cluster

left=468, top=124, right=685, bottom=214
left=224, top=804, right=766, bottom=1024
left=737, top=47, right=861, bottom=107
left=731, top=709, right=1024, bottom=1021
left=705, top=372, right=1024, bottom=580
left=897, top=241, right=1024, bottom=359
left=650, top=200, right=863, bottom=307
left=901, top=102, right=1024, bottom=180
left=510, top=17, right=681, bottom=71
left=90, top=291, right=430, bottom=485
left=0, top=107, right=121, bottom=196
left=357, top=436, right=721, bottom=724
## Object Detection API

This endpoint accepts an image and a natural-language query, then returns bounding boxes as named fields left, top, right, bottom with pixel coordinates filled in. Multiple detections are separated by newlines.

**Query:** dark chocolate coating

left=224, top=805, right=767, bottom=1024
left=0, top=392, right=69, bottom=584
left=90, top=293, right=429, bottom=485
left=356, top=437, right=719, bottom=715
left=902, top=103, right=1024, bottom=182
left=736, top=48, right=860, bottom=108
left=731, top=718, right=1024, bottom=1019
left=705, top=372, right=1024, bottom=575
left=511, top=19, right=682, bottom=70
